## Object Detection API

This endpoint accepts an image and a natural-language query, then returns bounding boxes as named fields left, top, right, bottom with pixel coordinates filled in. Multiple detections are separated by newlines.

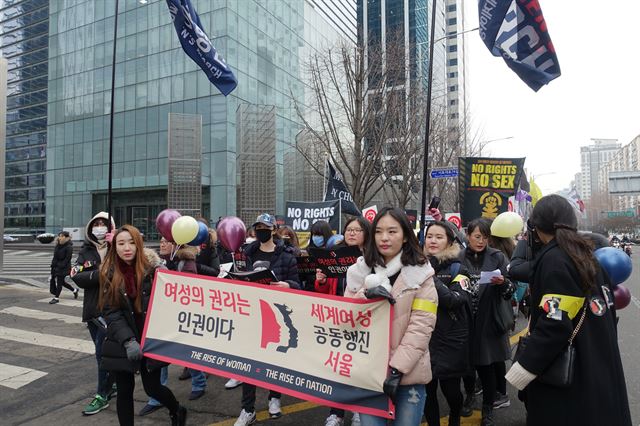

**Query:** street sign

left=606, top=210, right=635, bottom=218
left=430, top=167, right=458, bottom=179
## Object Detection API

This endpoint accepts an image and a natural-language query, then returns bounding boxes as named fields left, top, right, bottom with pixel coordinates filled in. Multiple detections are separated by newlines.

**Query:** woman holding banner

left=316, top=216, right=371, bottom=426
left=345, top=207, right=438, bottom=426
left=92, top=225, right=187, bottom=426
left=459, top=219, right=513, bottom=426
left=423, top=222, right=472, bottom=426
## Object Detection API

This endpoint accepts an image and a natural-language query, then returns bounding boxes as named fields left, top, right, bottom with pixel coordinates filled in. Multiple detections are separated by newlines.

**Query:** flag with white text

left=167, top=0, right=238, bottom=96
left=324, top=160, right=361, bottom=216
left=478, top=0, right=560, bottom=91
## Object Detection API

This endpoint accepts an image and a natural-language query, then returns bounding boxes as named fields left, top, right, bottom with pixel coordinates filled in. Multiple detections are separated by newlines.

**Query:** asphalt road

left=0, top=249, right=638, bottom=426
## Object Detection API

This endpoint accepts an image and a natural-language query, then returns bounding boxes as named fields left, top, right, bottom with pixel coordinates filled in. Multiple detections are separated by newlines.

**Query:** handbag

left=514, top=304, right=587, bottom=388
left=493, top=295, right=515, bottom=334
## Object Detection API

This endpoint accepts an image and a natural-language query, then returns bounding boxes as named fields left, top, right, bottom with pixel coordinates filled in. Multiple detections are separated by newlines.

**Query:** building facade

left=599, top=135, right=640, bottom=212
left=444, top=0, right=467, bottom=150
left=1, top=0, right=49, bottom=231
left=44, top=0, right=350, bottom=236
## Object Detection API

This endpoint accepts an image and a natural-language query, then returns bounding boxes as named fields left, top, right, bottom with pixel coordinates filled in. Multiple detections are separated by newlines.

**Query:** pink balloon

left=614, top=284, right=631, bottom=310
left=218, top=216, right=246, bottom=252
left=156, top=209, right=181, bottom=242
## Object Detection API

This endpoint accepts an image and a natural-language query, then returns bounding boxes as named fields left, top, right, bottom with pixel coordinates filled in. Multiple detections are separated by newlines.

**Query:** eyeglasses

left=345, top=228, right=363, bottom=234
left=471, top=234, right=488, bottom=241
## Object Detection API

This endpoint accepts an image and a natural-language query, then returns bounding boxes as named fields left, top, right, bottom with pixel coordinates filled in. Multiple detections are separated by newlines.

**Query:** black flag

left=324, top=160, right=361, bottom=216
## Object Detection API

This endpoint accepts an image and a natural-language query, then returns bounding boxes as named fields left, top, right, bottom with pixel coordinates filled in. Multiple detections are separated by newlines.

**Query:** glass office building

left=1, top=0, right=49, bottom=231
left=45, top=0, right=348, bottom=237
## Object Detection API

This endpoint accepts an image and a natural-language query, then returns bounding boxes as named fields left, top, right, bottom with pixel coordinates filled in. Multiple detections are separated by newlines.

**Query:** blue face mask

left=312, top=235, right=325, bottom=247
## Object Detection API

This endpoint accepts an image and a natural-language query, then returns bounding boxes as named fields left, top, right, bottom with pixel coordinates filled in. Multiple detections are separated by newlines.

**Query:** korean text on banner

left=142, top=270, right=394, bottom=418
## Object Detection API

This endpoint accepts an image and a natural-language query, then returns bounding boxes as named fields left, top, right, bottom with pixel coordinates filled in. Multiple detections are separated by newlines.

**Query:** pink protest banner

left=141, top=270, right=394, bottom=418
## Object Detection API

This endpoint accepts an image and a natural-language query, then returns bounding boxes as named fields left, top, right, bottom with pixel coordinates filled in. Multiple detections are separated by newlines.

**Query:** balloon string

left=232, top=252, right=238, bottom=272
left=170, top=244, right=181, bottom=261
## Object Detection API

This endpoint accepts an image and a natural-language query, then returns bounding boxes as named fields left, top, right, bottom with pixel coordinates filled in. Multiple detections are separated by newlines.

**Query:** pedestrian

left=49, top=231, right=78, bottom=304
left=275, top=225, right=302, bottom=256
left=423, top=221, right=472, bottom=426
left=316, top=216, right=371, bottom=426
left=307, top=220, right=333, bottom=249
left=70, top=212, right=117, bottom=415
left=233, top=213, right=301, bottom=426
left=97, top=225, right=187, bottom=426
left=345, top=207, right=438, bottom=426
left=458, top=218, right=513, bottom=426
left=505, top=195, right=631, bottom=426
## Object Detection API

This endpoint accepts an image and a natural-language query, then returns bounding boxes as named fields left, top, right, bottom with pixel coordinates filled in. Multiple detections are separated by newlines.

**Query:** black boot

left=481, top=404, right=495, bottom=426
left=460, top=393, right=474, bottom=417
left=448, top=414, right=461, bottom=426
left=171, top=405, right=187, bottom=426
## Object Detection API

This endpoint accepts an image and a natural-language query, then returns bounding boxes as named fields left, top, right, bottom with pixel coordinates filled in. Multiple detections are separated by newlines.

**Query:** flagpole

left=418, top=0, right=438, bottom=245
left=107, top=0, right=119, bottom=227
left=322, top=154, right=329, bottom=201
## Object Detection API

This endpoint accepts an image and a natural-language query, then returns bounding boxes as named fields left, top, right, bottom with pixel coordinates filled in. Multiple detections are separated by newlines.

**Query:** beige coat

left=345, top=256, right=438, bottom=385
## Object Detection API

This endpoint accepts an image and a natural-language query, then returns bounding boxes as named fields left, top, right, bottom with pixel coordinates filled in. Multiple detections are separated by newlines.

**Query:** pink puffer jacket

left=345, top=256, right=438, bottom=385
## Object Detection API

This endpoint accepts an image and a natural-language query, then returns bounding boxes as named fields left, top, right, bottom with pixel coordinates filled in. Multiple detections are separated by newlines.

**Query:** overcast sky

left=462, top=0, right=640, bottom=195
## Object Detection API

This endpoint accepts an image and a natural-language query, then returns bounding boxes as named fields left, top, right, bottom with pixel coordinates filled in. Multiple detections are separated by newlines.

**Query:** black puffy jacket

left=244, top=240, right=301, bottom=289
left=428, top=244, right=473, bottom=379
left=71, top=242, right=103, bottom=322
left=51, top=240, right=73, bottom=276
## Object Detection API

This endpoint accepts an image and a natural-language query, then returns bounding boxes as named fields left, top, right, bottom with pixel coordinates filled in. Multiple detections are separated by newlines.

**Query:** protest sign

left=308, top=246, right=362, bottom=278
left=285, top=200, right=341, bottom=247
left=458, top=157, right=525, bottom=226
left=227, top=269, right=277, bottom=285
left=142, top=270, right=393, bottom=418
left=324, top=160, right=361, bottom=216
left=296, top=256, right=319, bottom=276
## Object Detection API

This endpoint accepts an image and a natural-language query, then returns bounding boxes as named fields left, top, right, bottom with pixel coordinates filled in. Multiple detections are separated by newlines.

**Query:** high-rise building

left=1, top=0, right=49, bottom=231
left=309, top=0, right=357, bottom=44
left=44, top=0, right=352, bottom=236
left=580, top=138, right=620, bottom=200
left=600, top=134, right=640, bottom=212
left=444, top=0, right=467, bottom=149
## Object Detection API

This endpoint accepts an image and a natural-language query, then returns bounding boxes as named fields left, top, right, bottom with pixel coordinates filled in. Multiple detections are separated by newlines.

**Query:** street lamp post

left=479, top=136, right=514, bottom=156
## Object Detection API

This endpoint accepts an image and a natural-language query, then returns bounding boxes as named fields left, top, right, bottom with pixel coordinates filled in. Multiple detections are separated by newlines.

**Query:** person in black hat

left=49, top=231, right=78, bottom=304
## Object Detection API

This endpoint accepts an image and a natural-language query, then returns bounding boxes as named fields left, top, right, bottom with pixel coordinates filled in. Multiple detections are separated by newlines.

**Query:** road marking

left=0, top=306, right=82, bottom=324
left=37, top=298, right=83, bottom=308
left=0, top=362, right=48, bottom=389
left=0, top=283, right=49, bottom=293
left=208, top=401, right=318, bottom=426
left=0, top=326, right=94, bottom=353
left=630, top=294, right=640, bottom=310
left=5, top=250, right=33, bottom=256
left=510, top=326, right=529, bottom=346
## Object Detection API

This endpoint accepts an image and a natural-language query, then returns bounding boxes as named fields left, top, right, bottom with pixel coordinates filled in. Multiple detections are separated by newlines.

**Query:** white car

left=3, top=235, right=17, bottom=242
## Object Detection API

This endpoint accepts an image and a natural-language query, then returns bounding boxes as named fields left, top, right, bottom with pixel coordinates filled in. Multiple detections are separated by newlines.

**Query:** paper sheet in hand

left=478, top=269, right=501, bottom=285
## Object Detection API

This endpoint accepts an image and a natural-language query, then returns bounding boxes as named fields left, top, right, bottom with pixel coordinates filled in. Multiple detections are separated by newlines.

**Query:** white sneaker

left=325, top=414, right=344, bottom=426
left=268, top=397, right=282, bottom=418
left=233, top=409, right=256, bottom=426
left=225, top=378, right=243, bottom=389
left=351, top=412, right=361, bottom=426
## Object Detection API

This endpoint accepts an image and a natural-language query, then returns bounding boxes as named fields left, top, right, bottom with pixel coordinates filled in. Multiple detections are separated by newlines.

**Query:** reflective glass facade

left=46, top=0, right=348, bottom=234
left=1, top=0, right=49, bottom=231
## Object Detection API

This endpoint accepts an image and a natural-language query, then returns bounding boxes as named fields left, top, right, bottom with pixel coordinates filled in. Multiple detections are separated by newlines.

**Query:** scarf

left=363, top=252, right=403, bottom=293
left=117, top=258, right=137, bottom=300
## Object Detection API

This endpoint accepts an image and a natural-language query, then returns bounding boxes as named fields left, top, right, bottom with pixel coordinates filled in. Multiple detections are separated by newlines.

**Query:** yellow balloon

left=171, top=216, right=199, bottom=245
left=491, top=212, right=523, bottom=238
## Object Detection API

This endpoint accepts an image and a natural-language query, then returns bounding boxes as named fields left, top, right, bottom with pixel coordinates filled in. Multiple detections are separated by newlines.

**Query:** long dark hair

left=365, top=207, right=426, bottom=267
left=530, top=194, right=596, bottom=293
left=490, top=235, right=515, bottom=259
left=343, top=216, right=372, bottom=250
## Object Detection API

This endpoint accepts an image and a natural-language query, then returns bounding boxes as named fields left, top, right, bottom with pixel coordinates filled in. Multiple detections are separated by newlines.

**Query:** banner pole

left=107, top=0, right=119, bottom=226
left=322, top=155, right=329, bottom=201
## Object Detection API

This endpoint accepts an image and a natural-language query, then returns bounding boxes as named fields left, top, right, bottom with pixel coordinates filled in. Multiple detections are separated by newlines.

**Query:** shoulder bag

left=513, top=304, right=587, bottom=388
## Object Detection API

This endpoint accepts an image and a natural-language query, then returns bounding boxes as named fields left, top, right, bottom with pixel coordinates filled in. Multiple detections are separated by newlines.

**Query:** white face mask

left=245, top=237, right=256, bottom=244
left=92, top=226, right=108, bottom=240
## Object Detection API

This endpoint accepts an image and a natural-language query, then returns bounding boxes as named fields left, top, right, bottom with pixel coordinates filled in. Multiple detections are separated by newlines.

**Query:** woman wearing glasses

left=459, top=218, right=513, bottom=426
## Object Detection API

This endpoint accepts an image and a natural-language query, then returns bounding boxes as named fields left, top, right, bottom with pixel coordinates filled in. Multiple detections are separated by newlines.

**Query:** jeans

left=359, top=385, right=426, bottom=426
left=147, top=366, right=169, bottom=407
left=190, top=369, right=207, bottom=392
left=87, top=321, right=114, bottom=398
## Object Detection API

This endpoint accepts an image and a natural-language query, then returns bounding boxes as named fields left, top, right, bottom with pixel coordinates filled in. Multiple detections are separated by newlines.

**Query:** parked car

left=3, top=235, right=17, bottom=242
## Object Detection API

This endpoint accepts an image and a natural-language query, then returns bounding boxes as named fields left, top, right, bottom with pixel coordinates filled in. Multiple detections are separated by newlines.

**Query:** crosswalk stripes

left=0, top=284, right=92, bottom=389
left=0, top=362, right=48, bottom=389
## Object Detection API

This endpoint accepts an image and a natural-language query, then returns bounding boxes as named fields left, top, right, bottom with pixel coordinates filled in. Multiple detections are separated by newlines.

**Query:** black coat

left=70, top=241, right=103, bottom=322
left=100, top=266, right=163, bottom=372
left=508, top=239, right=531, bottom=283
left=428, top=245, right=472, bottom=379
left=517, top=240, right=631, bottom=426
left=196, top=238, right=221, bottom=276
left=51, top=240, right=73, bottom=276
left=459, top=246, right=513, bottom=366
left=244, top=240, right=301, bottom=289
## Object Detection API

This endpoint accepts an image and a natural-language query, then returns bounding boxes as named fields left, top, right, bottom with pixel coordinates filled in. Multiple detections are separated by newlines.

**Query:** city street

left=0, top=248, right=638, bottom=426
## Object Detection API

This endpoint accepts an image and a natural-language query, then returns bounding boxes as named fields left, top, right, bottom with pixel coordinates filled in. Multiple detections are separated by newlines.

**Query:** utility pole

left=0, top=57, right=7, bottom=270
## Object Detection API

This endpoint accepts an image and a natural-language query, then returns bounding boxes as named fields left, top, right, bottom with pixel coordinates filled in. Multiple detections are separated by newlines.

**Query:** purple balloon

left=156, top=209, right=181, bottom=242
left=217, top=216, right=246, bottom=252
left=613, top=284, right=631, bottom=310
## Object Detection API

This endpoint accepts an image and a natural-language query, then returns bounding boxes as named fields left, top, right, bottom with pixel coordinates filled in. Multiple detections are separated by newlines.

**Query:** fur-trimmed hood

left=176, top=245, right=198, bottom=261
left=144, top=248, right=163, bottom=268
left=346, top=253, right=435, bottom=294
left=431, top=243, right=461, bottom=263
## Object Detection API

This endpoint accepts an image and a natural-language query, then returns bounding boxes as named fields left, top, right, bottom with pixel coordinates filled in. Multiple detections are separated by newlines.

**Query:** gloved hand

left=124, top=339, right=142, bottom=362
left=365, top=286, right=396, bottom=304
left=383, top=367, right=403, bottom=403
